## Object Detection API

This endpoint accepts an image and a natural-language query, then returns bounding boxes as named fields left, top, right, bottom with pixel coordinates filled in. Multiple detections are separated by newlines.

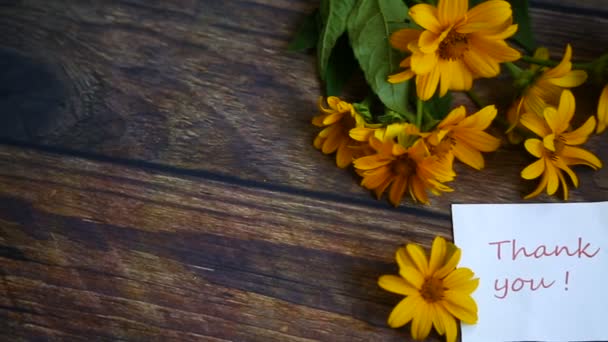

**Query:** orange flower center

left=392, top=156, right=415, bottom=177
left=439, top=30, right=469, bottom=61
left=420, top=277, right=445, bottom=302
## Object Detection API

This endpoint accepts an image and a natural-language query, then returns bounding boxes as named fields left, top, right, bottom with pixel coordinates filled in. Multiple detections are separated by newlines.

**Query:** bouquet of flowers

left=290, top=0, right=608, bottom=207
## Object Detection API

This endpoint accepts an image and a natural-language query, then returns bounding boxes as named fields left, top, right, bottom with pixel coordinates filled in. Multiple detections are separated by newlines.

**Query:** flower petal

left=400, top=266, right=425, bottom=289
left=378, top=275, right=418, bottom=296
left=410, top=175, right=430, bottom=204
left=407, top=243, right=430, bottom=275
left=416, top=66, right=441, bottom=100
left=521, top=158, right=545, bottom=180
left=442, top=291, right=478, bottom=324
left=438, top=305, right=458, bottom=342
left=458, top=105, right=497, bottom=130
left=396, top=246, right=415, bottom=269
left=438, top=0, right=467, bottom=26
left=524, top=138, right=544, bottom=158
left=562, top=146, right=603, bottom=169
left=434, top=247, right=461, bottom=279
left=390, top=29, right=422, bottom=51
left=389, top=174, right=408, bottom=206
left=452, top=140, right=485, bottom=170
left=561, top=116, right=596, bottom=145
left=457, top=0, right=512, bottom=33
left=388, top=295, right=423, bottom=328
left=520, top=112, right=551, bottom=137
left=524, top=170, right=548, bottom=199
left=411, top=303, right=433, bottom=340
left=430, top=303, right=445, bottom=336
left=428, top=236, right=447, bottom=275
left=354, top=155, right=392, bottom=170
left=447, top=59, right=473, bottom=91
left=443, top=268, right=479, bottom=294
left=409, top=4, right=442, bottom=33
left=412, top=51, right=439, bottom=75
left=597, top=85, right=608, bottom=134
left=545, top=162, right=559, bottom=195
left=388, top=69, right=415, bottom=83
left=336, top=141, right=354, bottom=168
left=452, top=129, right=501, bottom=152
left=544, top=44, right=572, bottom=79
left=545, top=90, right=575, bottom=134
left=554, top=156, right=579, bottom=188
left=462, top=43, right=500, bottom=78
left=438, top=106, right=467, bottom=129
left=549, top=70, right=588, bottom=88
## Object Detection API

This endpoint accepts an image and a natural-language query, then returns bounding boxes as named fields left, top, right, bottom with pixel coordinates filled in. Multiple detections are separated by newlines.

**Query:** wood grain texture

left=0, top=145, right=451, bottom=341
left=1, top=0, right=608, bottom=341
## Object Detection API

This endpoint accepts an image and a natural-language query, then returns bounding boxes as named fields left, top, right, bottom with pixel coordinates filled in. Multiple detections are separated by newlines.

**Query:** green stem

left=503, top=62, right=523, bottom=78
left=465, top=90, right=485, bottom=109
left=520, top=55, right=591, bottom=70
left=416, top=99, right=423, bottom=128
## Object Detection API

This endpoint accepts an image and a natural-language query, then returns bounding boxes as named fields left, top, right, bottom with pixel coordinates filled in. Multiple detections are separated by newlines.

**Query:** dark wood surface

left=1, top=1, right=607, bottom=341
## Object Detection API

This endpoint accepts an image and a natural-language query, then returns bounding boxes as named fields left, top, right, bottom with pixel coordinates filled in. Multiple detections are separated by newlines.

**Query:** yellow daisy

left=520, top=90, right=602, bottom=199
left=388, top=0, right=521, bottom=100
left=379, top=236, right=479, bottom=342
left=313, top=96, right=367, bottom=168
left=507, top=44, right=588, bottom=140
left=353, top=135, right=454, bottom=205
left=426, top=105, right=501, bottom=170
left=596, top=84, right=608, bottom=134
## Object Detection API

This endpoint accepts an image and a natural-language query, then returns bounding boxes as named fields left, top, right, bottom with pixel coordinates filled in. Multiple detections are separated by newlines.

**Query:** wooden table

left=1, top=1, right=607, bottom=341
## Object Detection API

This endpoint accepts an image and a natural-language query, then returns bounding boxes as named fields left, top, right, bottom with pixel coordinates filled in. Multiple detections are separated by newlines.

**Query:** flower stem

left=520, top=55, right=591, bottom=70
left=503, top=62, right=523, bottom=78
left=416, top=99, right=423, bottom=128
left=465, top=90, right=485, bottom=109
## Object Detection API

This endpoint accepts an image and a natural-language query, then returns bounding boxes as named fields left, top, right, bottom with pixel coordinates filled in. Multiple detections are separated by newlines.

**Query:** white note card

left=452, top=202, right=608, bottom=342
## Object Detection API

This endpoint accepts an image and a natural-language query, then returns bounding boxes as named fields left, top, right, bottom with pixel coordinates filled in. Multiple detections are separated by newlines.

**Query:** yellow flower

left=507, top=44, right=588, bottom=140
left=520, top=90, right=601, bottom=199
left=388, top=0, right=521, bottom=100
left=353, top=134, right=454, bottom=205
left=379, top=237, right=479, bottom=342
left=426, top=105, right=501, bottom=170
left=596, top=84, right=608, bottom=134
left=313, top=97, right=366, bottom=168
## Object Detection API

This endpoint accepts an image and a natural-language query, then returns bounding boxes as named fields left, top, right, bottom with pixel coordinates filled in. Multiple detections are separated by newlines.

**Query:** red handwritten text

left=494, top=276, right=556, bottom=299
left=488, top=237, right=600, bottom=261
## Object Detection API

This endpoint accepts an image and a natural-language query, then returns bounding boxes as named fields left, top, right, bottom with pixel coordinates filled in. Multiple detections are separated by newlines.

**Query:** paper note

left=452, top=202, right=608, bottom=342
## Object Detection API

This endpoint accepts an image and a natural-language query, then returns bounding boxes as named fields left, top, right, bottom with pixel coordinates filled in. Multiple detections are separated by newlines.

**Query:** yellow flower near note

left=520, top=90, right=602, bottom=199
left=506, top=44, right=588, bottom=142
left=379, top=237, right=479, bottom=342
left=596, top=85, right=608, bottom=134
left=388, top=0, right=521, bottom=100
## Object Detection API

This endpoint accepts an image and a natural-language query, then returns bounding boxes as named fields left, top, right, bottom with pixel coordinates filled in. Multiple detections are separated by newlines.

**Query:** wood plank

left=0, top=0, right=606, bottom=206
left=1, top=140, right=608, bottom=340
left=0, top=144, right=454, bottom=341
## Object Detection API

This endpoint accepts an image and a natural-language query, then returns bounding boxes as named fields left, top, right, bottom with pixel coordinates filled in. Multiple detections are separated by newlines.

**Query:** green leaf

left=347, top=0, right=411, bottom=115
left=287, top=10, right=320, bottom=52
left=352, top=102, right=373, bottom=123
left=422, top=92, right=452, bottom=131
left=325, top=34, right=358, bottom=96
left=378, top=109, right=415, bottom=125
left=508, top=0, right=535, bottom=53
left=317, top=0, right=358, bottom=79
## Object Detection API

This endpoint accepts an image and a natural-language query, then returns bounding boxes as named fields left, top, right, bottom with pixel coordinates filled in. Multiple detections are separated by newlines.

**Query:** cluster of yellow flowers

left=314, top=96, right=499, bottom=205
left=312, top=0, right=608, bottom=205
